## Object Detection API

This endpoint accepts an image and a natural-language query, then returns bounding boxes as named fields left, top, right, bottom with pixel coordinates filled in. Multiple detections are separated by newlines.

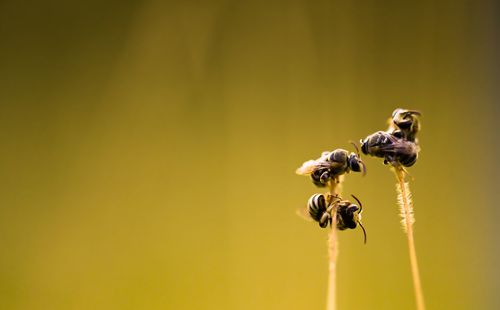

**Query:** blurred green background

left=0, top=0, right=498, bottom=309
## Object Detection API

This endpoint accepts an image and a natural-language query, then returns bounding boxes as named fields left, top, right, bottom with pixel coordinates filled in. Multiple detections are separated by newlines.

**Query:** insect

left=306, top=193, right=367, bottom=243
left=296, top=145, right=366, bottom=187
left=389, top=109, right=421, bottom=142
left=360, top=131, right=420, bottom=167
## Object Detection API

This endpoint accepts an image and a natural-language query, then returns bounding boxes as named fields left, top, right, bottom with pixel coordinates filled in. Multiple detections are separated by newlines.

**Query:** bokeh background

left=0, top=0, right=499, bottom=309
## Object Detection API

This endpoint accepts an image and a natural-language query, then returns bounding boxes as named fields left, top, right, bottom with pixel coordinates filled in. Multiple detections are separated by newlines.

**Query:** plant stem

left=394, top=167, right=426, bottom=310
left=326, top=177, right=342, bottom=310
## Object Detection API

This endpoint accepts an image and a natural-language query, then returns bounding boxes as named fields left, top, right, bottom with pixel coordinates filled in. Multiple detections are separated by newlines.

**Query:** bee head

left=335, top=204, right=359, bottom=230
left=348, top=142, right=367, bottom=176
left=348, top=154, right=361, bottom=171
left=347, top=204, right=361, bottom=225
left=392, top=109, right=421, bottom=129
left=348, top=153, right=366, bottom=176
left=348, top=205, right=361, bottom=222
left=360, top=138, right=369, bottom=155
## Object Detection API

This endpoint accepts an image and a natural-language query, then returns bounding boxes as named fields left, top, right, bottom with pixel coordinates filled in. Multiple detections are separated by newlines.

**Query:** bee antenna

left=351, top=194, right=363, bottom=210
left=349, top=140, right=361, bottom=157
left=400, top=167, right=415, bottom=181
left=358, top=221, right=367, bottom=244
left=407, top=110, right=421, bottom=116
left=360, top=160, right=367, bottom=176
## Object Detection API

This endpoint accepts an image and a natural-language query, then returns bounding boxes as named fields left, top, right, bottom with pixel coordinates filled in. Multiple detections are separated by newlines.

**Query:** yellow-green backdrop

left=0, top=1, right=498, bottom=309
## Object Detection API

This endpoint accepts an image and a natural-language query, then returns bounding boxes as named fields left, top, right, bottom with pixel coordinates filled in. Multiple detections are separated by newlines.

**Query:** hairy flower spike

left=396, top=179, right=414, bottom=233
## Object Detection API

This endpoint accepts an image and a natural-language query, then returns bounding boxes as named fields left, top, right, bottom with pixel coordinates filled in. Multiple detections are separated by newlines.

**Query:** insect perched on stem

left=306, top=193, right=367, bottom=244
left=360, top=131, right=420, bottom=167
left=296, top=144, right=366, bottom=187
left=360, top=108, right=426, bottom=310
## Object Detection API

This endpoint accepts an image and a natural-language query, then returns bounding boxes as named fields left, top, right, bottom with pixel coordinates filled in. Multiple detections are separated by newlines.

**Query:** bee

left=296, top=145, right=366, bottom=188
left=336, top=194, right=367, bottom=244
left=389, top=109, right=421, bottom=142
left=306, top=193, right=367, bottom=243
left=360, top=131, right=420, bottom=167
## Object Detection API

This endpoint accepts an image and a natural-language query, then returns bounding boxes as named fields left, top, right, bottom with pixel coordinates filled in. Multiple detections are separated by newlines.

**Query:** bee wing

left=295, top=160, right=317, bottom=175
left=296, top=206, right=313, bottom=222
left=376, top=144, right=399, bottom=154
left=295, top=160, right=330, bottom=175
left=379, top=139, right=418, bottom=155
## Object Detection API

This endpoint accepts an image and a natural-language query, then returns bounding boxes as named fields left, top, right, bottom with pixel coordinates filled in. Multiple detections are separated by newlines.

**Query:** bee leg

left=326, top=203, right=334, bottom=214
left=384, top=155, right=397, bottom=166
left=383, top=157, right=394, bottom=165
left=319, top=213, right=331, bottom=228
left=326, top=196, right=341, bottom=208
left=320, top=170, right=331, bottom=185
left=401, top=167, right=415, bottom=181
